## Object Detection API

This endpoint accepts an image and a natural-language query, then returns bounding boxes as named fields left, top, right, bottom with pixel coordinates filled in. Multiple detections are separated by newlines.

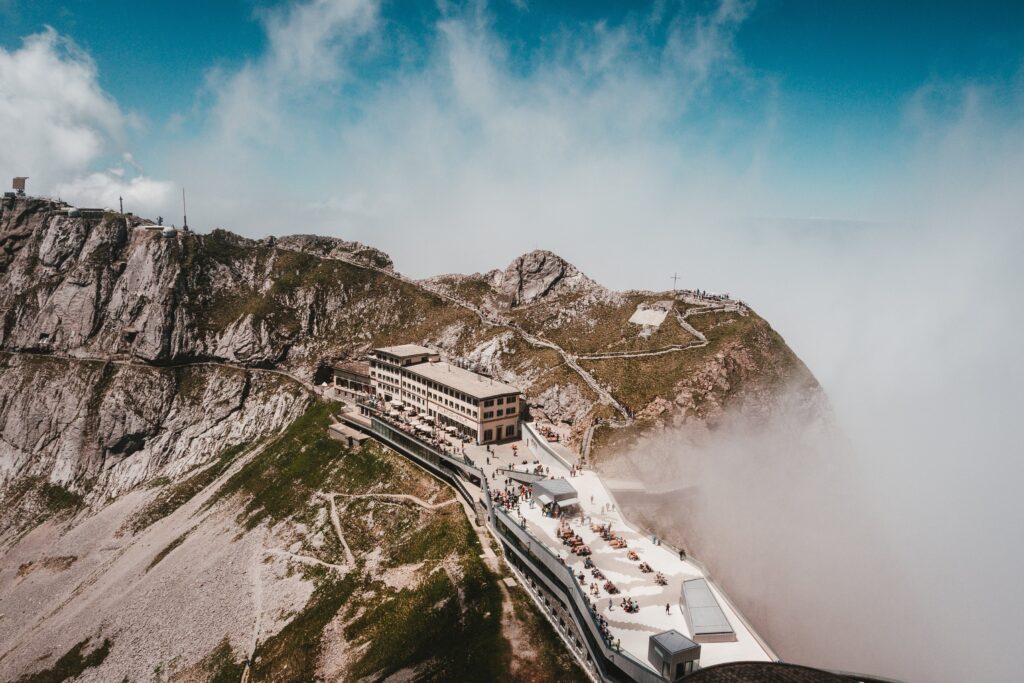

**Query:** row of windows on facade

left=484, top=425, right=517, bottom=441
left=370, top=365, right=515, bottom=408
left=372, top=371, right=516, bottom=416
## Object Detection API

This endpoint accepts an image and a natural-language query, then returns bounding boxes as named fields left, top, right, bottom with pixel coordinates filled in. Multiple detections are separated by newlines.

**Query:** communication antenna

left=181, top=188, right=189, bottom=232
left=671, top=272, right=680, bottom=294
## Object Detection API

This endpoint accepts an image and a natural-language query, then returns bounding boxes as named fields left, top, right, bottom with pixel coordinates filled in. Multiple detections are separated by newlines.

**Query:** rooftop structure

left=531, top=478, right=579, bottom=509
left=331, top=361, right=372, bottom=395
left=681, top=579, right=736, bottom=643
left=376, top=343, right=438, bottom=360
left=649, top=630, right=701, bottom=681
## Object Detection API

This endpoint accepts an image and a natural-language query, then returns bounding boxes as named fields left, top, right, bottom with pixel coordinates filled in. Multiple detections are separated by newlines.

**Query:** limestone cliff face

left=0, top=353, right=311, bottom=503
left=0, top=198, right=390, bottom=369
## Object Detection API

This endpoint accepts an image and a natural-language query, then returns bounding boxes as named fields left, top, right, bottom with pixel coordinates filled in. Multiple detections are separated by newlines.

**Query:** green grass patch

left=506, top=585, right=590, bottom=682
left=511, top=293, right=696, bottom=355
left=211, top=402, right=346, bottom=529
left=203, top=637, right=247, bottom=683
left=39, top=483, right=83, bottom=514
left=17, top=636, right=111, bottom=683
left=346, top=529, right=507, bottom=681
left=251, top=571, right=361, bottom=682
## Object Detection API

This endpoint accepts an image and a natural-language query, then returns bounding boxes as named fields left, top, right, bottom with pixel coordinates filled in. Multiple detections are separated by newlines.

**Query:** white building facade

left=369, top=344, right=522, bottom=444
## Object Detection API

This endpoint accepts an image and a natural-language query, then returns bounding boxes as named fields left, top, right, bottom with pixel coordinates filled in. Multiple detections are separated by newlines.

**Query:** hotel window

left=505, top=425, right=515, bottom=437
left=484, top=411, right=494, bottom=419
left=506, top=404, right=516, bottom=414
left=484, top=399, right=494, bottom=407
left=484, top=429, right=493, bottom=441
left=497, top=397, right=504, bottom=405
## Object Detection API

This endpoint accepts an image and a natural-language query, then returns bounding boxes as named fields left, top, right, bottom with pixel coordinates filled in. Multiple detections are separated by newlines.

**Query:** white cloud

left=205, top=0, right=378, bottom=142
left=174, top=0, right=768, bottom=261
left=0, top=28, right=123, bottom=188
left=53, top=163, right=175, bottom=213
left=0, top=27, right=174, bottom=214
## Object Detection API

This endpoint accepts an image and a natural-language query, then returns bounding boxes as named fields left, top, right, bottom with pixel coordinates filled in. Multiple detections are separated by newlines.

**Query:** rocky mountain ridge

left=0, top=195, right=822, bottom=682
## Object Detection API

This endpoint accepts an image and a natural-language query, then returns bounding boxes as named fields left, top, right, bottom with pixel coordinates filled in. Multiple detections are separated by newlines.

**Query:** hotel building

left=369, top=344, right=522, bottom=444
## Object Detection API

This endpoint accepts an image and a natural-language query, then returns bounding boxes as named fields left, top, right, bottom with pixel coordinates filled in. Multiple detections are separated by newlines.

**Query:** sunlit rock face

left=490, top=249, right=610, bottom=307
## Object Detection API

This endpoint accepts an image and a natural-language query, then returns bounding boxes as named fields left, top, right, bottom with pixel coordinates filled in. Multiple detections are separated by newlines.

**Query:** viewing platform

left=338, top=398, right=773, bottom=680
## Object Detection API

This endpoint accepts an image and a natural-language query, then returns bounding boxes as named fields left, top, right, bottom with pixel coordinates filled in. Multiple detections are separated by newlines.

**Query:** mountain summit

left=0, top=196, right=821, bottom=681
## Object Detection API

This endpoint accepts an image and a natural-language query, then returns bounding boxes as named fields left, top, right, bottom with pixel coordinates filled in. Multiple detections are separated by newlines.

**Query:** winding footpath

left=322, top=252, right=633, bottom=420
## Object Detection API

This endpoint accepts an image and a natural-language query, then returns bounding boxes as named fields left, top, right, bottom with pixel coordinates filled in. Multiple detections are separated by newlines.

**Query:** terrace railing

left=359, top=411, right=665, bottom=683
left=491, top=506, right=666, bottom=683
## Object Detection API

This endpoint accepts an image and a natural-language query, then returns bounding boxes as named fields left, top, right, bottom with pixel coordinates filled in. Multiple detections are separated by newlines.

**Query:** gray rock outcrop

left=490, top=249, right=609, bottom=307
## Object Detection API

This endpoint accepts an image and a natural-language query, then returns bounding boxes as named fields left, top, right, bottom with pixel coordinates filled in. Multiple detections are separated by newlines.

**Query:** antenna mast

left=671, top=272, right=680, bottom=294
left=182, top=188, right=189, bottom=232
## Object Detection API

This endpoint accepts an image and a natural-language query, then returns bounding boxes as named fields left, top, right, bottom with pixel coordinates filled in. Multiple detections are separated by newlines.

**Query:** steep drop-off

left=0, top=196, right=822, bottom=681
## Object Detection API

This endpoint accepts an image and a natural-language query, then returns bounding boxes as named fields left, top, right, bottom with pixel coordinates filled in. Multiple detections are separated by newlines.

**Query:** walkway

left=510, top=470, right=771, bottom=669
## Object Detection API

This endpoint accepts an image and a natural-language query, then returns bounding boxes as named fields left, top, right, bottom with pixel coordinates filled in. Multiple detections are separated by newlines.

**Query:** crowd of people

left=492, top=482, right=530, bottom=512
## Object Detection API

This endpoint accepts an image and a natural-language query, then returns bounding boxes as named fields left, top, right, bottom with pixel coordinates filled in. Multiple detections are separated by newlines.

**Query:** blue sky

left=0, top=0, right=1022, bottom=284
left=2, top=1, right=1021, bottom=183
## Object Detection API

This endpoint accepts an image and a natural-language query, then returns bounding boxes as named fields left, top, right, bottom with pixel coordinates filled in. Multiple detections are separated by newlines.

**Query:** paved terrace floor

left=474, top=435, right=771, bottom=670
left=346, top=406, right=772, bottom=671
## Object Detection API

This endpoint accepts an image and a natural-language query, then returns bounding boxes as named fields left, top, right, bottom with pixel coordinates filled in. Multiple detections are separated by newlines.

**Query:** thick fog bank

left=610, top=207, right=1024, bottom=682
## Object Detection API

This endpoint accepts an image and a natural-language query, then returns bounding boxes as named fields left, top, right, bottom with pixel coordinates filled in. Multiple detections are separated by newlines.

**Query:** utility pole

left=181, top=188, right=189, bottom=232
left=671, top=272, right=680, bottom=294
left=119, top=196, right=123, bottom=214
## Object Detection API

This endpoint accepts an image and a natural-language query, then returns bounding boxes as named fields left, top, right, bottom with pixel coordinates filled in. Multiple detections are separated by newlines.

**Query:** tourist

left=665, top=603, right=670, bottom=614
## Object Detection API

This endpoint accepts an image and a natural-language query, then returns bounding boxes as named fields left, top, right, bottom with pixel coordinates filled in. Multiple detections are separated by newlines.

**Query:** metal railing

left=358, top=412, right=665, bottom=683
left=491, top=507, right=666, bottom=683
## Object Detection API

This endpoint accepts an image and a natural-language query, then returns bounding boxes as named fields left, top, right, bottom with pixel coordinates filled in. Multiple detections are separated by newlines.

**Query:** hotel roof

left=407, top=361, right=521, bottom=400
left=374, top=344, right=438, bottom=358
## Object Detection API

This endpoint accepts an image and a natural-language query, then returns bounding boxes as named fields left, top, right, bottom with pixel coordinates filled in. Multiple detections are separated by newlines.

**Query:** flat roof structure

left=649, top=629, right=701, bottom=680
left=407, top=361, right=520, bottom=400
left=333, top=360, right=370, bottom=375
left=375, top=344, right=437, bottom=358
left=651, top=629, right=700, bottom=656
left=681, top=578, right=736, bottom=642
left=531, top=478, right=579, bottom=508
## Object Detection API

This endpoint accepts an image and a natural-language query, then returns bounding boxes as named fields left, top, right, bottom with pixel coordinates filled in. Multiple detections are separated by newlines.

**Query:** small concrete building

left=648, top=630, right=701, bottom=680
left=332, top=361, right=372, bottom=394
left=328, top=422, right=371, bottom=449
left=680, top=579, right=736, bottom=643
left=531, top=479, right=579, bottom=512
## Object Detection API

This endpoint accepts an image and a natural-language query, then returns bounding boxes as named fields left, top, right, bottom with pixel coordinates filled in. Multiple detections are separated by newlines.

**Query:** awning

left=557, top=497, right=580, bottom=508
left=536, top=493, right=553, bottom=506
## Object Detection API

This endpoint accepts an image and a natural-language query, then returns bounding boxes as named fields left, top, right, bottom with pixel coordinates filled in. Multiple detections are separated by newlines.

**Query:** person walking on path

left=665, top=603, right=671, bottom=614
